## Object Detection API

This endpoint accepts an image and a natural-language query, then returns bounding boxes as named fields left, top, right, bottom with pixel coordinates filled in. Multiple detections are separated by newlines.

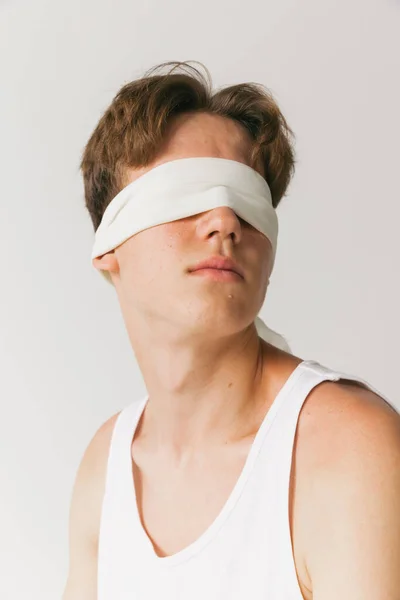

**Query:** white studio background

left=0, top=0, right=399, bottom=598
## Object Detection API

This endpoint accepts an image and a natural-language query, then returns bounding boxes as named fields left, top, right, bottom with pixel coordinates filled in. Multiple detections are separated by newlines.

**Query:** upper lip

left=189, top=256, right=244, bottom=278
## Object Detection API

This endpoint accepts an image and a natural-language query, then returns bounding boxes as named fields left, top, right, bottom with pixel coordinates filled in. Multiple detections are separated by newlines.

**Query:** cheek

left=158, top=223, right=190, bottom=264
left=245, top=231, right=273, bottom=269
left=131, top=227, right=186, bottom=283
left=261, top=241, right=274, bottom=276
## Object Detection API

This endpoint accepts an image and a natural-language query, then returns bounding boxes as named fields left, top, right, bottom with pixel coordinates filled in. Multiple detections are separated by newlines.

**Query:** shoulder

left=299, top=375, right=400, bottom=462
left=296, top=373, right=400, bottom=494
left=63, top=410, right=122, bottom=598
left=77, top=410, right=121, bottom=487
left=68, top=410, right=122, bottom=547
left=296, top=375, right=400, bottom=597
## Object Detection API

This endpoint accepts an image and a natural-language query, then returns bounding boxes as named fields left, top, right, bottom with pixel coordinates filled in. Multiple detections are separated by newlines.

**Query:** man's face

left=94, top=112, right=274, bottom=341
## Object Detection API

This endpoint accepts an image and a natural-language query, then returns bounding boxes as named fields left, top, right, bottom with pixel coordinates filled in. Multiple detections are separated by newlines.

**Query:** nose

left=197, top=206, right=243, bottom=245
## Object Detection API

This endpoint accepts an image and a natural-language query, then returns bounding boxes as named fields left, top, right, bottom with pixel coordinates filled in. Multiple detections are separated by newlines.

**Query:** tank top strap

left=266, top=358, right=398, bottom=589
left=266, top=360, right=338, bottom=446
left=303, top=360, right=399, bottom=415
left=267, top=358, right=398, bottom=489
left=104, top=396, right=148, bottom=493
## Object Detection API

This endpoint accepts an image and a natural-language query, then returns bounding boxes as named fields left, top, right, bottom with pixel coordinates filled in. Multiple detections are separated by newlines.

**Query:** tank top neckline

left=124, top=359, right=317, bottom=568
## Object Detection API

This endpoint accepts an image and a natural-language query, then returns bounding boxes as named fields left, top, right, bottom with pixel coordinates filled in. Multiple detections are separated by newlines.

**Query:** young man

left=63, top=62, right=400, bottom=600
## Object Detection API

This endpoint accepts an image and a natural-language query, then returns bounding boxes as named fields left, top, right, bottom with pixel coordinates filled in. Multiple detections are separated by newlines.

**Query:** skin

left=62, top=112, right=400, bottom=600
left=96, top=111, right=280, bottom=452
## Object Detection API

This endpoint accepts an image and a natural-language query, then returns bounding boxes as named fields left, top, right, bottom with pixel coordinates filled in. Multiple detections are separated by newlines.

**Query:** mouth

left=189, top=268, right=243, bottom=281
left=188, top=256, right=244, bottom=279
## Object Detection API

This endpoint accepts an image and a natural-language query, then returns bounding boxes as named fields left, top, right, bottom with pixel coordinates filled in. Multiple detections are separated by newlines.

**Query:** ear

left=92, top=251, right=119, bottom=275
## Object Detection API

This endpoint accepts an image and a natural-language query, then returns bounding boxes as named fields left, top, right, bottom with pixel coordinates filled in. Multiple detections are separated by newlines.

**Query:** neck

left=127, top=320, right=276, bottom=459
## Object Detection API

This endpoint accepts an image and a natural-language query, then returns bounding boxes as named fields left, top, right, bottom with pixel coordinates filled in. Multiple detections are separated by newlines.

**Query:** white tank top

left=97, top=359, right=398, bottom=600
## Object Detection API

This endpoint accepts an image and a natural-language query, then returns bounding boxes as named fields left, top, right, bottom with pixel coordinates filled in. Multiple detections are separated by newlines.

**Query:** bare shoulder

left=62, top=410, right=121, bottom=600
left=294, top=373, right=400, bottom=598
left=70, top=409, right=121, bottom=546
left=82, top=410, right=121, bottom=476
left=299, top=375, right=400, bottom=461
left=295, top=372, right=400, bottom=492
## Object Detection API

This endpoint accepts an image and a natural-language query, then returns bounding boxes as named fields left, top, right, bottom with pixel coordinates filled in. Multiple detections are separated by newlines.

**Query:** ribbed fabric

left=97, top=360, right=398, bottom=600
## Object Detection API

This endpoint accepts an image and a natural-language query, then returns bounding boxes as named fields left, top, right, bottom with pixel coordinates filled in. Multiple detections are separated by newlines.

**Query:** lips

left=189, top=256, right=244, bottom=278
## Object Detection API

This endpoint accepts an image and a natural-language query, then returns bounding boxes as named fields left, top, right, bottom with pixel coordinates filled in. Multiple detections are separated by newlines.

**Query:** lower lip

left=190, top=268, right=243, bottom=281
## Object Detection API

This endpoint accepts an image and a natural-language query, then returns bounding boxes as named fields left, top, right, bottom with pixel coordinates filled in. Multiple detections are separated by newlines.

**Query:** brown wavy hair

left=80, top=61, right=296, bottom=232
